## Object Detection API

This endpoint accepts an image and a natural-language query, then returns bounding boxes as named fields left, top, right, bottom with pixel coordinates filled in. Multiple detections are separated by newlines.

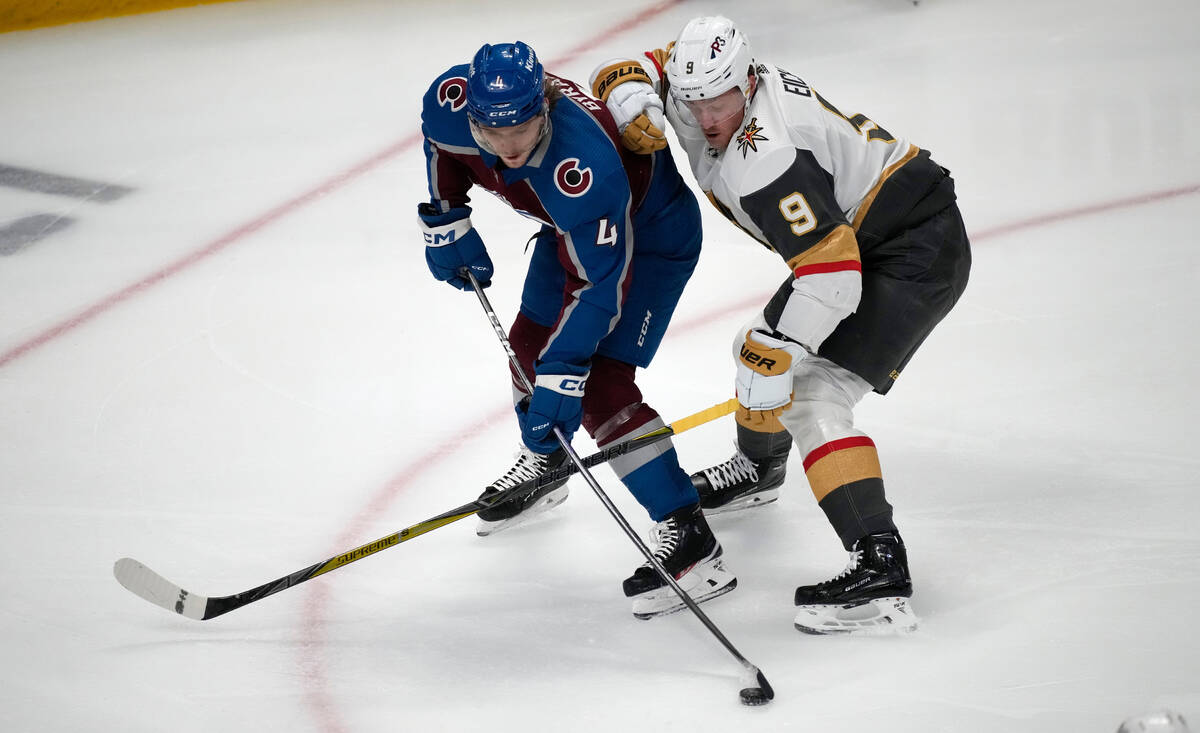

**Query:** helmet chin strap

left=741, top=72, right=758, bottom=121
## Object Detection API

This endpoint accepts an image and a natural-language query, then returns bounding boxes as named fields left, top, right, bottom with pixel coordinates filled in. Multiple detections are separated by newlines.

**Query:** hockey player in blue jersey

left=417, top=41, right=736, bottom=618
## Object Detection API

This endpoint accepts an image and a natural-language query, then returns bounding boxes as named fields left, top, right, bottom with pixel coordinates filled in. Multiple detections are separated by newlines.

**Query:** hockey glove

left=417, top=203, right=494, bottom=291
left=590, top=61, right=667, bottom=155
left=620, top=107, right=668, bottom=155
left=516, top=364, right=588, bottom=454
left=735, top=329, right=807, bottom=412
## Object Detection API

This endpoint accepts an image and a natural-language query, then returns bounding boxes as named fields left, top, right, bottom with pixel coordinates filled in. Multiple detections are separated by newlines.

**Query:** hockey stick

left=517, top=396, right=735, bottom=489
left=112, top=398, right=736, bottom=622
left=465, top=271, right=773, bottom=707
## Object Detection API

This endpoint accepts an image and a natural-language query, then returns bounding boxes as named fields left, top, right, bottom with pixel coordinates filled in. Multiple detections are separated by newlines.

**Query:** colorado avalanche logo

left=437, top=77, right=468, bottom=112
left=554, top=158, right=593, bottom=198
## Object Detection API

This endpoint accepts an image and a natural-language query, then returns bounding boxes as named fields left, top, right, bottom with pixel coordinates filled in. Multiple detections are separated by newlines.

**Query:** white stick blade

left=113, top=557, right=207, bottom=620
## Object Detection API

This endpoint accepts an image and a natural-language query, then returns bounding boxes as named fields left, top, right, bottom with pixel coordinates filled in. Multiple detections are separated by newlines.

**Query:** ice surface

left=1, top=1, right=1197, bottom=731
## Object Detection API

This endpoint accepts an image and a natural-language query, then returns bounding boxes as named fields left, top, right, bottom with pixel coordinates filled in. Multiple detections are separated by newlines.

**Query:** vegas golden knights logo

left=736, top=117, right=768, bottom=158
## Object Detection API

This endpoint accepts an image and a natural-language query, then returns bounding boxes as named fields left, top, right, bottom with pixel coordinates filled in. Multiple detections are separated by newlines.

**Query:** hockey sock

left=736, top=422, right=792, bottom=461
left=803, top=436, right=896, bottom=550
left=618, top=447, right=699, bottom=522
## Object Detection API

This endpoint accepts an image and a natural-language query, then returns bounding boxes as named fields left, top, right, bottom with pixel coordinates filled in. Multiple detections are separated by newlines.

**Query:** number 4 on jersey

left=597, top=217, right=618, bottom=246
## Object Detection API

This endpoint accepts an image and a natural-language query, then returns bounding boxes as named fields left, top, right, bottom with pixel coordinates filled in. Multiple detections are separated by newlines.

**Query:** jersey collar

left=499, top=118, right=555, bottom=183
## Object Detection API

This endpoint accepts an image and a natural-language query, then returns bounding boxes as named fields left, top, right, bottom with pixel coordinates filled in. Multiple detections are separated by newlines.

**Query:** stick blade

left=113, top=557, right=208, bottom=620
left=738, top=667, right=774, bottom=706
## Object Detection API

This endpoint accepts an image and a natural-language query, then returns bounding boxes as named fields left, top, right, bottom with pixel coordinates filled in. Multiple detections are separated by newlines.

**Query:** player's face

left=683, top=86, right=747, bottom=149
left=475, top=115, right=545, bottom=168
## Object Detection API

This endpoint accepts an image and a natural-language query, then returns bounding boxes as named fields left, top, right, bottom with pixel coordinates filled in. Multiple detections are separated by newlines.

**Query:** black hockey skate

left=476, top=446, right=570, bottom=536
left=793, top=531, right=918, bottom=635
left=622, top=503, right=737, bottom=619
left=691, top=447, right=787, bottom=515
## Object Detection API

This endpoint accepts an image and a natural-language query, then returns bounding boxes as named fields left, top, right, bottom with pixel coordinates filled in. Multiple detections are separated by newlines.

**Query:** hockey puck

left=738, top=668, right=775, bottom=706
left=739, top=687, right=771, bottom=706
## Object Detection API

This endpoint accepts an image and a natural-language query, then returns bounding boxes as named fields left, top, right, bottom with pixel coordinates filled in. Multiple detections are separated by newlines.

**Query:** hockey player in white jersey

left=591, top=16, right=971, bottom=634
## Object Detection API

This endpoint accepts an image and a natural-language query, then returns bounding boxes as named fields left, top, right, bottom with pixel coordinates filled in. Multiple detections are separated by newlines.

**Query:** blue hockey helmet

left=466, top=41, right=546, bottom=127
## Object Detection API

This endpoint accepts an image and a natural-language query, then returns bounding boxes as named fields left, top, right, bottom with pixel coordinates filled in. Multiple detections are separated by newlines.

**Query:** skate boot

left=476, top=446, right=570, bottom=536
left=793, top=531, right=919, bottom=635
left=691, top=447, right=787, bottom=515
left=622, top=503, right=737, bottom=619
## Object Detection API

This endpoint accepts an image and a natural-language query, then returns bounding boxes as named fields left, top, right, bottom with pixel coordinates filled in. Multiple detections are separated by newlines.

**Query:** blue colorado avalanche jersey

left=420, top=65, right=684, bottom=371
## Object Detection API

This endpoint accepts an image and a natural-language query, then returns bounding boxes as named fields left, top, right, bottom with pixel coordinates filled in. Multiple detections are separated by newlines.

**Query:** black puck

left=739, top=687, right=771, bottom=706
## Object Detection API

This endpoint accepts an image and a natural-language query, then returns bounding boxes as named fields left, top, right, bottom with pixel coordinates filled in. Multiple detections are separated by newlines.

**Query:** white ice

left=1, top=1, right=1198, bottom=731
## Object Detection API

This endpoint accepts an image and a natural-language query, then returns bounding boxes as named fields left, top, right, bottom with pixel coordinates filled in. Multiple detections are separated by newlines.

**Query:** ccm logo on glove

left=421, top=217, right=472, bottom=245
left=535, top=374, right=588, bottom=395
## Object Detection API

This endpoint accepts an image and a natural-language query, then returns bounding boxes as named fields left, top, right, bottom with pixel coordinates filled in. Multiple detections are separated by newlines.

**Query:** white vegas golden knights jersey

left=593, top=49, right=967, bottom=393
left=668, top=62, right=917, bottom=247
left=660, top=61, right=925, bottom=352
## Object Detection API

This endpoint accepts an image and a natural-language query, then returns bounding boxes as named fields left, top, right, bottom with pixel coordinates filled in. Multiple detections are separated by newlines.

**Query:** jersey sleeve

left=421, top=136, right=474, bottom=212
left=419, top=67, right=477, bottom=212
left=536, top=168, right=635, bottom=371
left=738, top=147, right=863, bottom=351
left=641, top=45, right=673, bottom=94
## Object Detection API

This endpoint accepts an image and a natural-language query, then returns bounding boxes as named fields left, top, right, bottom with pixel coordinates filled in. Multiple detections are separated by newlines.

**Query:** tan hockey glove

left=733, top=329, right=806, bottom=430
left=590, top=60, right=667, bottom=154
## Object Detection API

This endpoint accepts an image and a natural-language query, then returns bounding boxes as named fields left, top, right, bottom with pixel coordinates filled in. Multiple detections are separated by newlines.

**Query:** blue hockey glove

left=417, top=203, right=494, bottom=290
left=516, top=364, right=588, bottom=454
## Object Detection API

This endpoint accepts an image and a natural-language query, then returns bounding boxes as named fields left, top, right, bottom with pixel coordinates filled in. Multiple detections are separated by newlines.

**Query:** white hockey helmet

left=664, top=16, right=755, bottom=101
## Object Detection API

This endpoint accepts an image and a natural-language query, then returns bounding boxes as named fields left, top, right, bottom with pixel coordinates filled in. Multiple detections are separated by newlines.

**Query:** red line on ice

left=2, top=2, right=1192, bottom=729
left=0, top=0, right=691, bottom=372
left=289, top=182, right=1200, bottom=731
left=969, top=182, right=1200, bottom=241
left=0, top=134, right=421, bottom=371
left=2, top=175, right=1194, bottom=371
left=287, top=3, right=691, bottom=730
left=297, top=404, right=512, bottom=733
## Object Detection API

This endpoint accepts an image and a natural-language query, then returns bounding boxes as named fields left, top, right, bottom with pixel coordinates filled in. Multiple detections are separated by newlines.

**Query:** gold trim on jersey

left=646, top=45, right=673, bottom=75
left=851, top=144, right=921, bottom=231
left=785, top=224, right=859, bottom=273
left=705, top=190, right=771, bottom=249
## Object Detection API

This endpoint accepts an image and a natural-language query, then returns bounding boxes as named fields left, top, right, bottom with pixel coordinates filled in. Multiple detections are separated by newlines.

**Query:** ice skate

left=476, top=446, right=570, bottom=536
left=793, top=531, right=919, bottom=635
left=691, top=446, right=787, bottom=515
left=622, top=503, right=737, bottom=619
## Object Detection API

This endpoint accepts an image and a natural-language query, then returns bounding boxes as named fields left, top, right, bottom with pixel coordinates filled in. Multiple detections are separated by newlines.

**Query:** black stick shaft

left=464, top=270, right=769, bottom=684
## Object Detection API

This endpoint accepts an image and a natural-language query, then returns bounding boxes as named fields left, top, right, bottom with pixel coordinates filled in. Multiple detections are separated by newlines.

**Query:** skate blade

left=475, top=486, right=569, bottom=537
left=631, top=560, right=738, bottom=620
left=701, top=488, right=779, bottom=516
left=793, top=597, right=918, bottom=636
left=633, top=579, right=738, bottom=620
